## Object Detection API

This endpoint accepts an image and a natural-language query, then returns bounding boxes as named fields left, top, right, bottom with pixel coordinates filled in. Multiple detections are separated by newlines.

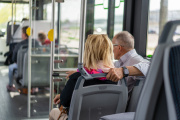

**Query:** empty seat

left=6, top=21, right=20, bottom=45
left=163, top=42, right=180, bottom=120
left=17, top=45, right=28, bottom=79
left=100, top=112, right=135, bottom=120
left=126, top=78, right=145, bottom=112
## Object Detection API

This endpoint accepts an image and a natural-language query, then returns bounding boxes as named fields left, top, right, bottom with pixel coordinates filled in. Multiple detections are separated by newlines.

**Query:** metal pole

left=33, top=0, right=36, bottom=53
left=107, top=0, right=115, bottom=40
left=15, top=0, right=16, bottom=21
left=159, top=0, right=168, bottom=36
left=11, top=0, right=14, bottom=38
left=49, top=0, right=55, bottom=112
left=28, top=0, right=32, bottom=118
left=57, top=3, right=61, bottom=69
left=85, top=0, right=95, bottom=39
left=57, top=3, right=60, bottom=44
left=78, top=0, right=87, bottom=63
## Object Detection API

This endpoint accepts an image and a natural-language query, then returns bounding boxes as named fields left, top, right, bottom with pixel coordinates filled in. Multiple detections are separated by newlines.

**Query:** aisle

left=0, top=65, right=49, bottom=120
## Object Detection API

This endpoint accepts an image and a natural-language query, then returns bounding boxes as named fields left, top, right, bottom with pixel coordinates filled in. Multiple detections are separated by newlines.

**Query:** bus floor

left=0, top=65, right=49, bottom=120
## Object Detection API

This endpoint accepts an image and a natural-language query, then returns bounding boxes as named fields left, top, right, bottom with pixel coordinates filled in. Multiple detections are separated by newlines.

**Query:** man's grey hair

left=114, top=31, right=134, bottom=49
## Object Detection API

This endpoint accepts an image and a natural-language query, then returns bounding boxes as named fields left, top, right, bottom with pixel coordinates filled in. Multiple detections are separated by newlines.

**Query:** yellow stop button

left=26, top=27, right=31, bottom=36
left=48, top=29, right=54, bottom=42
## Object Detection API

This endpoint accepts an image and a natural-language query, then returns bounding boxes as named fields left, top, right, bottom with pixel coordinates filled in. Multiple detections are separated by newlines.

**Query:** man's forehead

left=112, top=38, right=118, bottom=43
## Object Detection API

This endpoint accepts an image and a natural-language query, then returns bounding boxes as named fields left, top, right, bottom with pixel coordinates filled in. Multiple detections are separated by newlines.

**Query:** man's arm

left=106, top=66, right=144, bottom=82
left=133, top=62, right=150, bottom=76
left=127, top=66, right=144, bottom=76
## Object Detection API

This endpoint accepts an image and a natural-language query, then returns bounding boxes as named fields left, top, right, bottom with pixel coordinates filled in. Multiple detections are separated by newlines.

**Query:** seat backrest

left=6, top=22, right=20, bottom=45
left=17, top=45, right=28, bottom=78
left=163, top=43, right=180, bottom=120
left=126, top=58, right=151, bottom=112
left=68, top=76, right=128, bottom=120
left=134, top=20, right=180, bottom=120
left=22, top=53, right=50, bottom=87
left=126, top=78, right=145, bottom=112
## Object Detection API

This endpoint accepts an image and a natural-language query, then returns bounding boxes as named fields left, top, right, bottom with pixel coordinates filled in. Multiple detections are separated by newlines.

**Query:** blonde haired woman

left=49, top=34, right=116, bottom=120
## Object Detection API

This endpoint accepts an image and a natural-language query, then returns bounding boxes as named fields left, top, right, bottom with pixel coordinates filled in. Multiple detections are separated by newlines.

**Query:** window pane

left=114, top=0, right=124, bottom=35
left=147, top=0, right=180, bottom=55
left=94, top=0, right=108, bottom=34
left=56, top=0, right=80, bottom=69
left=15, top=4, right=29, bottom=21
left=0, top=3, right=29, bottom=36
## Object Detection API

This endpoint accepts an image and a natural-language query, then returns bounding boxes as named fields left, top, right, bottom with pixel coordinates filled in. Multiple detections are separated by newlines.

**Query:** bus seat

left=100, top=112, right=135, bottom=120
left=126, top=78, right=145, bottom=112
left=99, top=20, right=180, bottom=120
left=22, top=53, right=50, bottom=87
left=6, top=21, right=20, bottom=45
left=17, top=45, right=28, bottom=79
left=68, top=76, right=128, bottom=120
left=163, top=43, right=180, bottom=120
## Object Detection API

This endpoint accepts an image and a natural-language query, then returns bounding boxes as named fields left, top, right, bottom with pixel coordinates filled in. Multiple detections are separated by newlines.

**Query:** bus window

left=94, top=0, right=108, bottom=34
left=114, top=0, right=124, bottom=35
left=0, top=3, right=29, bottom=36
left=147, top=0, right=180, bottom=55
left=0, top=3, right=29, bottom=62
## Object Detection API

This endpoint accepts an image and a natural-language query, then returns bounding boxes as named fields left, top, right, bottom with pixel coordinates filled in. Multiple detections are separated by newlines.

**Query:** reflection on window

left=147, top=0, right=180, bottom=55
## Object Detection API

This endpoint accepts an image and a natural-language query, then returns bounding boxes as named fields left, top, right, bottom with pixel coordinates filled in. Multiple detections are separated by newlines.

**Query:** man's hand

left=53, top=94, right=60, bottom=104
left=106, top=68, right=124, bottom=82
left=66, top=71, right=76, bottom=79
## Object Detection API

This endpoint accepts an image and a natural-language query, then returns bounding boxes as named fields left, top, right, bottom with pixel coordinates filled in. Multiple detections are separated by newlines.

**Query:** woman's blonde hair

left=83, top=34, right=114, bottom=70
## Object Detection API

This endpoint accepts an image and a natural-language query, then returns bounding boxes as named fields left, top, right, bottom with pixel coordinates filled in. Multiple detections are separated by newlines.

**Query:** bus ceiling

left=0, top=0, right=28, bottom=3
left=0, top=0, right=63, bottom=4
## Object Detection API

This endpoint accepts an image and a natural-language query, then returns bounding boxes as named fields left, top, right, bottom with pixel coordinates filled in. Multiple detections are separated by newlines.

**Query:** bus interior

left=0, top=0, right=180, bottom=120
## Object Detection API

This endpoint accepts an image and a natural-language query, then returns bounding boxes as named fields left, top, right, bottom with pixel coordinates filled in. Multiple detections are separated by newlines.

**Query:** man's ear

left=118, top=45, right=122, bottom=51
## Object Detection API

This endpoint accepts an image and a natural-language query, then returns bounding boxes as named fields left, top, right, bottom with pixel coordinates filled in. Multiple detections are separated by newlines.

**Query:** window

left=147, top=0, right=180, bottom=55
left=114, top=0, right=124, bottom=35
left=0, top=3, right=29, bottom=36
left=94, top=0, right=108, bottom=34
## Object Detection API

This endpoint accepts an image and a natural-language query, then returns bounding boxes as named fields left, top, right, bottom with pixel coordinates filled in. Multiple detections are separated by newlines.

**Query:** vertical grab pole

left=49, top=0, right=55, bottom=112
left=57, top=3, right=61, bottom=69
left=15, top=0, right=16, bottom=21
left=78, top=0, right=87, bottom=65
left=11, top=0, right=14, bottom=39
left=28, top=0, right=32, bottom=118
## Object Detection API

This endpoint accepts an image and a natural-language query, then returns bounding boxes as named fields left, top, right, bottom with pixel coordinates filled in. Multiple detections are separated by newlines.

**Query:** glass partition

left=55, top=0, right=80, bottom=70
